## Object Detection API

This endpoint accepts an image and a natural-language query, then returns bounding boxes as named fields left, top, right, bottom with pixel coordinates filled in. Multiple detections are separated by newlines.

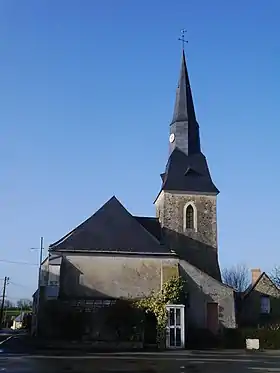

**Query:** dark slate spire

left=169, top=51, right=201, bottom=156
left=159, top=148, right=219, bottom=195
left=155, top=51, right=219, bottom=198
left=172, top=50, right=196, bottom=124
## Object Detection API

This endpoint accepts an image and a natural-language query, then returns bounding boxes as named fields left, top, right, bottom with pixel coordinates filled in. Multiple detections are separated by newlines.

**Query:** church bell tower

left=155, top=50, right=221, bottom=281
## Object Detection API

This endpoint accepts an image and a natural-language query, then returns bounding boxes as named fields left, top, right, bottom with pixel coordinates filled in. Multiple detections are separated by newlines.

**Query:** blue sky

left=1, top=0, right=280, bottom=301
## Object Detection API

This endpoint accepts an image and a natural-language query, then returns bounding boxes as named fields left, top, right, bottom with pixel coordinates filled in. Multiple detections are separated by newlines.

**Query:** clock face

left=169, top=133, right=175, bottom=143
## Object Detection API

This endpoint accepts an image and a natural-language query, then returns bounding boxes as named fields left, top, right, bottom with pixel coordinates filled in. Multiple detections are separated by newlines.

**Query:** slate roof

left=134, top=216, right=162, bottom=241
left=242, top=272, right=280, bottom=299
left=180, top=260, right=233, bottom=290
left=171, top=50, right=200, bottom=155
left=49, top=253, right=62, bottom=265
left=14, top=312, right=26, bottom=322
left=49, top=196, right=170, bottom=255
left=157, top=148, right=219, bottom=197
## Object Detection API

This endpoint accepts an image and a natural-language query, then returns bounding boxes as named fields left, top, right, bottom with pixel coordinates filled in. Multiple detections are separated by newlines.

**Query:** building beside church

left=34, top=50, right=236, bottom=346
left=237, top=269, right=280, bottom=328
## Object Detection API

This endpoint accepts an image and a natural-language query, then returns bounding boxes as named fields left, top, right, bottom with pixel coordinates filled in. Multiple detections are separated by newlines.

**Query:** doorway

left=166, top=304, right=185, bottom=349
left=206, top=302, right=219, bottom=334
left=144, top=311, right=157, bottom=345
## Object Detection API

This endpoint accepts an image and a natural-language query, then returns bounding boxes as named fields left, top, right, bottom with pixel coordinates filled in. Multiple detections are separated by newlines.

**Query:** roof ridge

left=49, top=197, right=168, bottom=254
left=181, top=259, right=232, bottom=289
left=49, top=196, right=119, bottom=248
left=243, top=272, right=279, bottom=298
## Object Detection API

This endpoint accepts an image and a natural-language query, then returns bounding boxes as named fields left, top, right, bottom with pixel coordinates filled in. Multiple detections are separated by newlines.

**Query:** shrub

left=134, top=276, right=185, bottom=347
left=103, top=300, right=144, bottom=341
left=222, top=328, right=245, bottom=349
left=223, top=328, right=280, bottom=349
left=186, top=328, right=223, bottom=349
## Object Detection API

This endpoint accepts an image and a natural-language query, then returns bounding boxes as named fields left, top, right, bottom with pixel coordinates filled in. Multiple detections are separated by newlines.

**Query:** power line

left=6, top=296, right=31, bottom=301
left=9, top=281, right=34, bottom=290
left=5, top=296, right=18, bottom=301
left=0, top=259, right=37, bottom=266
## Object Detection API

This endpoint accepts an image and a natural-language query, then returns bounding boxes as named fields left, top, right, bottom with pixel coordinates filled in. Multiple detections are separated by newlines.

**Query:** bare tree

left=4, top=300, right=14, bottom=308
left=17, top=299, right=32, bottom=310
left=222, top=264, right=250, bottom=292
left=270, top=266, right=280, bottom=287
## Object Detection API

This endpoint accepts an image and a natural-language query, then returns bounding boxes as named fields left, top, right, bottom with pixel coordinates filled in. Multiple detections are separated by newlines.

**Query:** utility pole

left=0, top=276, right=9, bottom=328
left=35, top=237, right=44, bottom=336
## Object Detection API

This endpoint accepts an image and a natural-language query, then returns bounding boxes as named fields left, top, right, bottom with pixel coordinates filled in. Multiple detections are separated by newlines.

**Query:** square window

left=260, top=296, right=270, bottom=314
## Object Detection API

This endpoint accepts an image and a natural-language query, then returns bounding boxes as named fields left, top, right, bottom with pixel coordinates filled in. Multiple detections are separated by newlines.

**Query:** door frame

left=166, top=304, right=185, bottom=349
left=206, top=301, right=219, bottom=334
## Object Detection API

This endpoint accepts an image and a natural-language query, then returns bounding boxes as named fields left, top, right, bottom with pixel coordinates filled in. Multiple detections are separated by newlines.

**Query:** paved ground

left=1, top=334, right=280, bottom=372
left=1, top=350, right=280, bottom=372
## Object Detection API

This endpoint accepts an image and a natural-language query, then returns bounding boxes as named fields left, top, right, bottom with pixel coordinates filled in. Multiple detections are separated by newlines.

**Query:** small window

left=260, top=296, right=270, bottom=314
left=186, top=205, right=194, bottom=229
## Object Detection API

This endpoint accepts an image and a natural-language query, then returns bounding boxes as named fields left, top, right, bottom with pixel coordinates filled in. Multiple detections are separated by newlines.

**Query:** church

left=36, top=50, right=236, bottom=348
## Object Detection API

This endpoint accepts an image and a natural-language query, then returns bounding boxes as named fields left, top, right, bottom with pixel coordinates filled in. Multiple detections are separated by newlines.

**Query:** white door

left=166, top=304, right=185, bottom=349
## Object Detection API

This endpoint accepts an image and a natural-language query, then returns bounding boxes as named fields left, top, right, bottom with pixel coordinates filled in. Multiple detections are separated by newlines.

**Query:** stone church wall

left=156, top=191, right=221, bottom=280
left=59, top=254, right=179, bottom=300
left=180, top=260, right=236, bottom=329
left=58, top=253, right=235, bottom=328
left=156, top=191, right=217, bottom=248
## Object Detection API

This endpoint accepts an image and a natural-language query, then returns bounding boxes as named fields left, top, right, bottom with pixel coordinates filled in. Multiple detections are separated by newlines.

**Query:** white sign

left=246, top=338, right=260, bottom=350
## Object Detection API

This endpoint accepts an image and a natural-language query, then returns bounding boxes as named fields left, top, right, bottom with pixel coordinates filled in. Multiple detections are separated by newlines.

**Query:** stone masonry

left=180, top=260, right=236, bottom=329
left=156, top=191, right=217, bottom=248
left=155, top=190, right=221, bottom=280
left=59, top=254, right=179, bottom=300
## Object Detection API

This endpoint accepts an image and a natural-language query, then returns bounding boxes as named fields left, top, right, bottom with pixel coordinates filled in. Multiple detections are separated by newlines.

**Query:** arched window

left=185, top=205, right=194, bottom=229
left=183, top=202, right=197, bottom=231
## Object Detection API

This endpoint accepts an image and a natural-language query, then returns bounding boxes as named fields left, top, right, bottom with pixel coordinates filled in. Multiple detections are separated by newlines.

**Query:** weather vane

left=178, top=29, right=188, bottom=50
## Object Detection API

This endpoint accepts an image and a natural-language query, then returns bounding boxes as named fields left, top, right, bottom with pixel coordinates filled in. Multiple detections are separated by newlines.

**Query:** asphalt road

left=0, top=333, right=33, bottom=354
left=1, top=335, right=280, bottom=373
left=1, top=350, right=280, bottom=373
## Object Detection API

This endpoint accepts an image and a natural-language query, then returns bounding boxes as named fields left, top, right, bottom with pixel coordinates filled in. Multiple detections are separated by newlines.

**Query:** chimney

left=251, top=268, right=261, bottom=284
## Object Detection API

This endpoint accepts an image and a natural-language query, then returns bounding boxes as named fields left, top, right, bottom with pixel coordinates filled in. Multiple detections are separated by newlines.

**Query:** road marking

left=0, top=354, right=203, bottom=361
left=0, top=355, right=262, bottom=362
left=0, top=336, right=13, bottom=346
left=250, top=369, right=280, bottom=372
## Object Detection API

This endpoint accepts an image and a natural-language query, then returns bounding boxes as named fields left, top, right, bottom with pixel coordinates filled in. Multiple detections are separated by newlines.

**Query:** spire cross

left=178, top=29, right=188, bottom=50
